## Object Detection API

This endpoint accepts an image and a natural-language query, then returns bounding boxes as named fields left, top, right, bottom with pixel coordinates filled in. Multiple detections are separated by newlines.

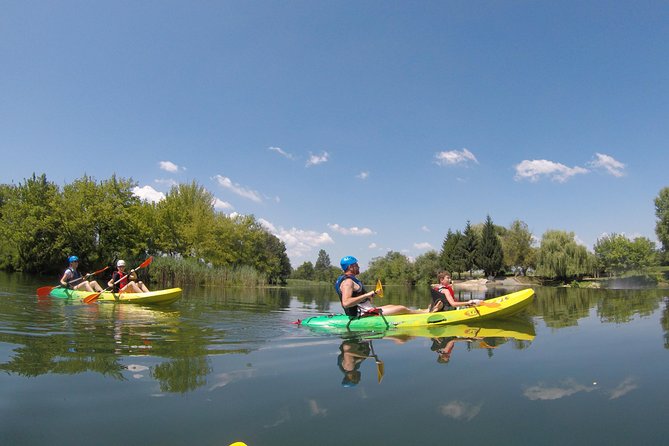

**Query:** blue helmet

left=340, top=256, right=358, bottom=271
left=68, top=255, right=79, bottom=263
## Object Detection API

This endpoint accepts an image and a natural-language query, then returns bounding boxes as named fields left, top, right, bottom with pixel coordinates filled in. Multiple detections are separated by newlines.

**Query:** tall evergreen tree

left=314, top=249, right=333, bottom=282
left=460, top=220, right=478, bottom=277
left=476, top=215, right=504, bottom=277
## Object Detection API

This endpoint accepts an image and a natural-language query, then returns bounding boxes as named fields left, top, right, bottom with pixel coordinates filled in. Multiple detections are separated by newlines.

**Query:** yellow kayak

left=49, top=287, right=182, bottom=305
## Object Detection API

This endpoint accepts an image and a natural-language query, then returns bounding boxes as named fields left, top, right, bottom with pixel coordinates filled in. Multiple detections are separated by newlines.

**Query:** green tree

left=155, top=181, right=215, bottom=258
left=1, top=174, right=62, bottom=273
left=477, top=215, right=504, bottom=277
left=655, top=187, right=669, bottom=253
left=536, top=230, right=593, bottom=280
left=413, top=250, right=441, bottom=285
left=501, top=220, right=534, bottom=275
left=314, top=249, right=334, bottom=282
left=292, top=261, right=315, bottom=280
left=361, top=251, right=415, bottom=286
left=460, top=221, right=478, bottom=277
left=594, top=234, right=657, bottom=276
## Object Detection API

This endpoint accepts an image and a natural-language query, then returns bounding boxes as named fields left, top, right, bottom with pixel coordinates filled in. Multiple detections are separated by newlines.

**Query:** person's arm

left=108, top=273, right=115, bottom=288
left=340, top=279, right=377, bottom=308
left=442, top=288, right=478, bottom=307
left=60, top=271, right=71, bottom=287
left=128, top=270, right=138, bottom=281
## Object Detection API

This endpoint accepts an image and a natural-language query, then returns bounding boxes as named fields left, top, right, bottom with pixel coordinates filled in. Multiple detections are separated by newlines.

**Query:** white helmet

left=117, top=260, right=126, bottom=267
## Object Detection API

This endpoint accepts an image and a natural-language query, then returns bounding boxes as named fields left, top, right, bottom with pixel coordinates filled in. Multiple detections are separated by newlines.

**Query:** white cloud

left=159, top=161, right=182, bottom=173
left=514, top=159, right=589, bottom=182
left=328, top=223, right=376, bottom=236
left=259, top=218, right=335, bottom=259
left=524, top=380, right=595, bottom=400
left=608, top=377, right=637, bottom=400
left=421, top=225, right=431, bottom=232
left=439, top=401, right=482, bottom=421
left=132, top=185, right=165, bottom=203
left=268, top=146, right=295, bottom=160
left=589, top=153, right=626, bottom=177
left=414, top=242, right=433, bottom=250
left=306, top=151, right=329, bottom=167
left=435, top=148, right=478, bottom=166
left=212, top=197, right=234, bottom=211
left=357, top=171, right=369, bottom=180
left=368, top=243, right=378, bottom=249
left=213, top=175, right=262, bottom=203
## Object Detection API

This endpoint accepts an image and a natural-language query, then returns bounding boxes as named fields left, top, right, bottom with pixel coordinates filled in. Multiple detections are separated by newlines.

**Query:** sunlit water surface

left=1, top=272, right=668, bottom=445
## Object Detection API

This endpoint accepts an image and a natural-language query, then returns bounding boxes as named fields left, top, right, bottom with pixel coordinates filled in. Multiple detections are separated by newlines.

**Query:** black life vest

left=335, top=274, right=368, bottom=317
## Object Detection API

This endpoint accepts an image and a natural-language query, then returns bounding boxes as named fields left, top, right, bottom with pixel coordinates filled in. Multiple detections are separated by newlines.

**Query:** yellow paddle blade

left=375, top=279, right=384, bottom=298
left=376, top=360, right=385, bottom=383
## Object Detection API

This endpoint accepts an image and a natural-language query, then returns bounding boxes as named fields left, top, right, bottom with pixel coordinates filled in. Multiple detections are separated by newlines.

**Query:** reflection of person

left=108, top=260, right=149, bottom=293
left=430, top=271, right=481, bottom=312
left=60, top=256, right=103, bottom=292
left=337, top=338, right=371, bottom=386
left=335, top=256, right=423, bottom=317
left=430, top=337, right=457, bottom=363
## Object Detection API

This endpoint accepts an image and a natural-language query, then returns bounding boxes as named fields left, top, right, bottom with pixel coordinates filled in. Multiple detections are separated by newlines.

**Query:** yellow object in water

left=229, top=442, right=248, bottom=446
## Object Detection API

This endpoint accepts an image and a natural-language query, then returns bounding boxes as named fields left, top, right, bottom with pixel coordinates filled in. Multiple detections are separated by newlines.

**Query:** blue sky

left=2, top=1, right=668, bottom=268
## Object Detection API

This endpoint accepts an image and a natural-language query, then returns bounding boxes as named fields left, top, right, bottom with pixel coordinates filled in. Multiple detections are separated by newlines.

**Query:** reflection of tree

left=533, top=287, right=592, bottom=328
left=0, top=301, right=238, bottom=393
left=662, top=299, right=669, bottom=349
left=0, top=335, right=124, bottom=379
left=152, top=357, right=211, bottom=393
left=597, top=291, right=659, bottom=323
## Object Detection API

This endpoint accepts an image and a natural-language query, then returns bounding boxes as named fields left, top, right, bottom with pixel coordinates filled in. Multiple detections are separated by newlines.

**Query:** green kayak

left=298, top=288, right=534, bottom=332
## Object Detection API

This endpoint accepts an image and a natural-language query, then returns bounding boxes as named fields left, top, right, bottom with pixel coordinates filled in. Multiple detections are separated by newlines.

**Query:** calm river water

left=1, top=272, right=668, bottom=445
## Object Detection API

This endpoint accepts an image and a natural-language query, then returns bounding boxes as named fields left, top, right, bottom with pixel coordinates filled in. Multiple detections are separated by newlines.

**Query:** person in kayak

left=108, top=259, right=150, bottom=293
left=59, top=255, right=103, bottom=292
left=335, top=256, right=423, bottom=317
left=430, top=271, right=482, bottom=312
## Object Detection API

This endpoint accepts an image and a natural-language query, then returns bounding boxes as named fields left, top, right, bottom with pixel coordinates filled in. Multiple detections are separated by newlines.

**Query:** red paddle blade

left=90, top=266, right=109, bottom=276
left=137, top=256, right=154, bottom=270
left=83, top=291, right=102, bottom=304
left=36, top=286, right=55, bottom=297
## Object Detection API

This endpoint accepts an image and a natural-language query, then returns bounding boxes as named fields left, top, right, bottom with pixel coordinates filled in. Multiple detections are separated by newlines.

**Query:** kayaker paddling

left=430, top=271, right=482, bottom=312
left=335, top=256, right=423, bottom=316
left=108, top=259, right=149, bottom=294
left=59, top=256, right=103, bottom=292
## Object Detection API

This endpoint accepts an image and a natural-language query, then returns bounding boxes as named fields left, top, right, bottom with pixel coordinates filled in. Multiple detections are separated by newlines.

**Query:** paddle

left=369, top=340, right=384, bottom=383
left=83, top=257, right=153, bottom=304
left=374, top=279, right=384, bottom=298
left=36, top=266, right=110, bottom=297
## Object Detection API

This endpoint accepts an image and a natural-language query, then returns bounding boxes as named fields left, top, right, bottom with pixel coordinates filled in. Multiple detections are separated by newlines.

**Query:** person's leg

left=137, top=281, right=149, bottom=292
left=75, top=282, right=94, bottom=292
left=89, top=280, right=103, bottom=292
left=379, top=305, right=421, bottom=315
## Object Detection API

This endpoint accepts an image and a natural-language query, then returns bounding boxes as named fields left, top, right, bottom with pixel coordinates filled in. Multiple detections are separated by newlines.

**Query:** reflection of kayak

left=49, top=287, right=182, bottom=305
left=298, top=288, right=534, bottom=332
left=384, top=318, right=536, bottom=341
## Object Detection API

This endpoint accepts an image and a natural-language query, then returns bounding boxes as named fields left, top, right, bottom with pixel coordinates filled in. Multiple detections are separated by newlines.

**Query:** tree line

left=0, top=174, right=292, bottom=284
left=293, top=185, right=669, bottom=285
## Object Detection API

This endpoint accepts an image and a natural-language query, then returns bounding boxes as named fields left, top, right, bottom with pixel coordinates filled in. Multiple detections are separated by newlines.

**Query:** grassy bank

left=149, top=256, right=267, bottom=288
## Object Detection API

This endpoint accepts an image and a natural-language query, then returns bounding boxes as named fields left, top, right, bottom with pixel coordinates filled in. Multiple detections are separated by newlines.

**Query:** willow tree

left=536, top=230, right=594, bottom=280
left=501, top=220, right=534, bottom=275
